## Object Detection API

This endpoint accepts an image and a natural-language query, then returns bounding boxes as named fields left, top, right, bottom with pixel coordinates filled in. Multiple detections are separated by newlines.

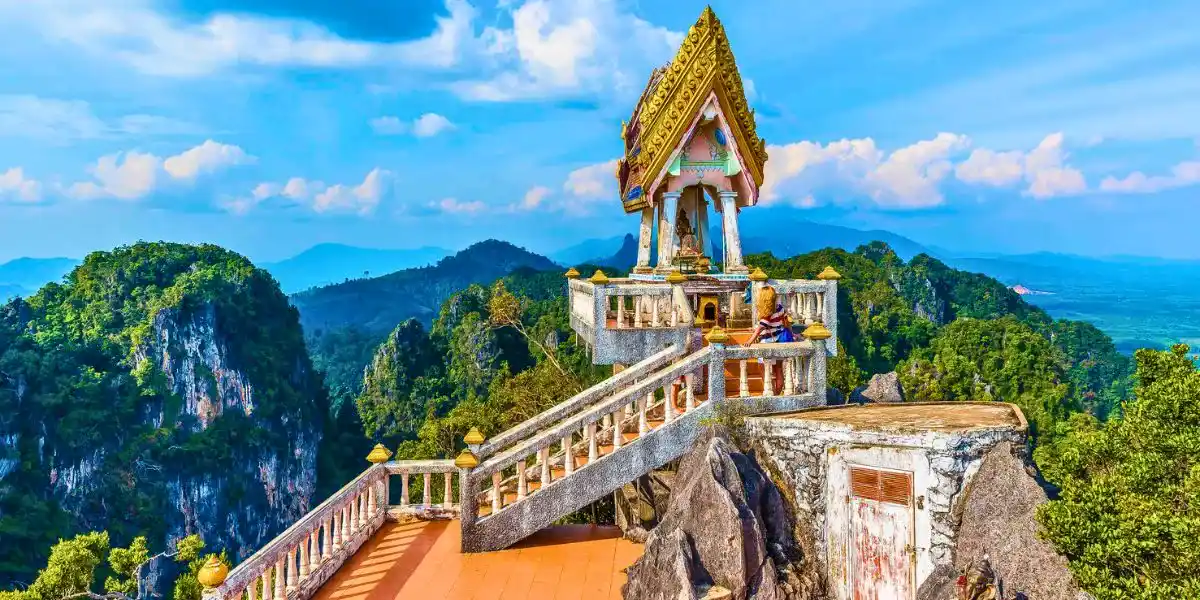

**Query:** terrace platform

left=312, top=520, right=642, bottom=600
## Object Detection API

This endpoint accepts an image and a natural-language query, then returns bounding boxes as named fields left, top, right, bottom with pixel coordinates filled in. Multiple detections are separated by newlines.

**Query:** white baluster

left=299, top=537, right=310, bottom=580
left=685, top=373, right=695, bottom=410
left=341, top=504, right=351, bottom=542
left=423, top=472, right=432, bottom=507
left=247, top=575, right=258, bottom=600
left=764, top=360, right=775, bottom=396
left=635, top=296, right=643, bottom=327
left=663, top=385, right=674, bottom=422
left=784, top=358, right=796, bottom=395
left=517, top=460, right=528, bottom=500
left=739, top=360, right=749, bottom=397
left=322, top=516, right=333, bottom=557
left=366, top=485, right=375, bottom=520
left=400, top=473, right=410, bottom=506
left=443, top=473, right=454, bottom=508
left=638, top=393, right=649, bottom=436
left=309, top=529, right=320, bottom=571
left=331, top=511, right=342, bottom=550
left=259, top=571, right=272, bottom=600
left=540, top=447, right=551, bottom=486
left=817, top=292, right=825, bottom=321
left=562, top=437, right=574, bottom=476
left=491, top=472, right=502, bottom=513
left=617, top=295, right=625, bottom=328
left=350, top=494, right=359, bottom=530
left=651, top=296, right=661, bottom=327
left=587, top=422, right=598, bottom=462
left=613, top=415, right=623, bottom=449
left=286, top=549, right=298, bottom=592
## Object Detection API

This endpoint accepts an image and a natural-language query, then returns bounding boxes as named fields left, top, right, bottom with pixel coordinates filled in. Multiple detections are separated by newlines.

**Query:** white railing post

left=400, top=473, right=410, bottom=507
left=739, top=360, right=748, bottom=397
left=540, top=447, right=551, bottom=486
left=638, top=393, right=649, bottom=436
left=587, top=422, right=598, bottom=462
left=272, top=557, right=285, bottom=600
left=764, top=360, right=775, bottom=396
left=562, top=436, right=574, bottom=475
left=423, top=473, right=432, bottom=507
left=443, top=473, right=454, bottom=508
left=664, top=385, right=674, bottom=422
left=260, top=570, right=272, bottom=600
left=517, top=460, right=528, bottom=500
left=685, top=372, right=696, bottom=410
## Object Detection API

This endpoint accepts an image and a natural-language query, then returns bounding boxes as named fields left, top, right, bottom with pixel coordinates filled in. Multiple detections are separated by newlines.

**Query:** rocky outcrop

left=623, top=428, right=820, bottom=600
left=850, top=371, right=904, bottom=403
left=917, top=442, right=1087, bottom=600
left=614, top=471, right=674, bottom=543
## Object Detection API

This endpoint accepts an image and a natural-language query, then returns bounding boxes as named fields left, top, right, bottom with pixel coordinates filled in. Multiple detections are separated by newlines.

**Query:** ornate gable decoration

left=616, top=6, right=767, bottom=214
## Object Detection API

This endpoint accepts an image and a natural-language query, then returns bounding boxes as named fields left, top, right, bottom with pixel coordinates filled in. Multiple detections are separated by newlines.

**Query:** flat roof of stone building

left=773, top=402, right=1026, bottom=432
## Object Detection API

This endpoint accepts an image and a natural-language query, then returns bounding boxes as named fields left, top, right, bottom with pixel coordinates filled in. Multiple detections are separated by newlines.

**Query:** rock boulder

left=851, top=371, right=904, bottom=404
left=614, top=470, right=675, bottom=543
left=623, top=427, right=817, bottom=600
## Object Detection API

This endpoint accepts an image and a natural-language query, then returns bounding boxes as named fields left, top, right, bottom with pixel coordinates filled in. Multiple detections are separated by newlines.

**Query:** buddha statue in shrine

left=676, top=209, right=701, bottom=257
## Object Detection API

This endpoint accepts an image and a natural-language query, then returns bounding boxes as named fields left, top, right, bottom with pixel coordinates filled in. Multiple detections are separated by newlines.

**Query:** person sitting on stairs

left=744, top=285, right=790, bottom=393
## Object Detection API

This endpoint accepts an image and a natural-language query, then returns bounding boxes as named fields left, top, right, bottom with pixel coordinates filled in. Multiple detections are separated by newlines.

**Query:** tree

left=0, top=532, right=218, bottom=600
left=487, top=281, right=579, bottom=393
left=1035, top=344, right=1200, bottom=599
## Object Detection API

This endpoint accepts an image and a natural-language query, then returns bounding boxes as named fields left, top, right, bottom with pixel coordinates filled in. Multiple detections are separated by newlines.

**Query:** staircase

left=459, top=338, right=827, bottom=552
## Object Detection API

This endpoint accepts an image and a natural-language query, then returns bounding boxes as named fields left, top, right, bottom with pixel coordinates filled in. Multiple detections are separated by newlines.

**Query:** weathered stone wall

left=746, top=410, right=1027, bottom=599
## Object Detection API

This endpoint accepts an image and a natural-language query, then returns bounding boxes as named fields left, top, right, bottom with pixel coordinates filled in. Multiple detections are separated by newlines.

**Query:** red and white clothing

left=758, top=304, right=787, bottom=342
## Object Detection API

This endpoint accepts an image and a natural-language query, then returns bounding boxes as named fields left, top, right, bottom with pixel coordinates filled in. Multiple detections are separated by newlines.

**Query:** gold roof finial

left=666, top=270, right=687, bottom=284
left=816, top=266, right=842, bottom=281
left=564, top=267, right=580, bottom=279
left=589, top=270, right=610, bottom=284
left=366, top=443, right=392, bottom=464
left=802, top=322, right=833, bottom=340
left=197, top=556, right=228, bottom=590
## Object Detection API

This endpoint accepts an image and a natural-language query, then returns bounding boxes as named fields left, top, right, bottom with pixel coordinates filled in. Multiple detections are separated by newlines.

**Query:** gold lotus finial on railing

left=366, top=443, right=392, bottom=464
left=197, top=556, right=228, bottom=590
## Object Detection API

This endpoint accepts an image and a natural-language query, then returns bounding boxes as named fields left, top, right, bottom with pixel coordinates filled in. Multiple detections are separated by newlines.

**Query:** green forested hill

left=0, top=243, right=326, bottom=587
left=290, top=239, right=559, bottom=337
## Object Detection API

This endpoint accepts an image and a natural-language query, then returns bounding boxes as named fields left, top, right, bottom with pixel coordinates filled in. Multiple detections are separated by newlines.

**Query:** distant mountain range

left=0, top=257, right=80, bottom=299
left=262, top=243, right=450, bottom=294
left=290, top=239, right=559, bottom=335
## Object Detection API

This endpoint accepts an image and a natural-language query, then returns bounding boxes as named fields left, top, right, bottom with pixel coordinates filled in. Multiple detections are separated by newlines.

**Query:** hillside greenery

left=1035, top=344, right=1200, bottom=598
left=0, top=243, right=325, bottom=587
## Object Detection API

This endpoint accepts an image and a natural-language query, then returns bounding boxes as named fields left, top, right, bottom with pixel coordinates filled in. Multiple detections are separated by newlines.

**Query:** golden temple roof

left=616, top=6, right=767, bottom=214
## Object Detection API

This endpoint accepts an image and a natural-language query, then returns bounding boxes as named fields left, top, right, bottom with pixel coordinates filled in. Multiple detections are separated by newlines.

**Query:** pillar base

left=724, top=264, right=749, bottom=274
left=633, top=266, right=654, bottom=274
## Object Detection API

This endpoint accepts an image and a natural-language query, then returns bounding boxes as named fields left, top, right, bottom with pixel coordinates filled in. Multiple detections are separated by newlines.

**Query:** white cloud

left=372, top=113, right=455, bottom=137
left=163, top=140, right=255, bottom=180
left=434, top=197, right=487, bottom=214
left=0, top=167, right=42, bottom=203
left=66, top=140, right=251, bottom=200
left=1, top=0, right=475, bottom=77
left=241, top=169, right=392, bottom=215
left=561, top=159, right=618, bottom=214
left=370, top=116, right=407, bottom=136
left=1023, top=133, right=1087, bottom=199
left=517, top=185, right=551, bottom=210
left=955, top=149, right=1025, bottom=187
left=0, top=95, right=204, bottom=142
left=954, top=133, right=1086, bottom=199
left=1099, top=160, right=1200, bottom=194
left=412, top=113, right=455, bottom=137
left=763, top=134, right=969, bottom=209
left=453, top=0, right=682, bottom=101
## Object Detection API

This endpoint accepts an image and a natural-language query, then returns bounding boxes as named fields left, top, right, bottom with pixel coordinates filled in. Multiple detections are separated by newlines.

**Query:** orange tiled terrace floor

left=312, top=520, right=643, bottom=600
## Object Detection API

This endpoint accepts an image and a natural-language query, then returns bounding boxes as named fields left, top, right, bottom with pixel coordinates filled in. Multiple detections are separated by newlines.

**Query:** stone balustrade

left=762, top=277, right=839, bottom=356
left=201, top=459, right=462, bottom=600
left=725, top=341, right=824, bottom=399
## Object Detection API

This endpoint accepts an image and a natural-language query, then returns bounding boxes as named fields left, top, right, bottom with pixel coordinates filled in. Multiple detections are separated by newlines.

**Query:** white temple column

left=635, top=206, right=654, bottom=273
left=719, top=191, right=747, bottom=273
left=657, top=191, right=681, bottom=272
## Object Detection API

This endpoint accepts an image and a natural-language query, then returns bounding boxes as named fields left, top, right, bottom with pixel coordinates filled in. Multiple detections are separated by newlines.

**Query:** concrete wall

left=746, top=411, right=1027, bottom=599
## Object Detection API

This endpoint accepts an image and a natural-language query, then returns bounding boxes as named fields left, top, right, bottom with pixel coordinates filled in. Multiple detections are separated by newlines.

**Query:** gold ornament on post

left=749, top=267, right=769, bottom=282
left=816, top=266, right=842, bottom=280
left=366, top=443, right=392, bottom=464
left=705, top=326, right=731, bottom=345
left=802, top=322, right=832, bottom=341
left=197, top=556, right=228, bottom=590
left=464, top=427, right=485, bottom=446
left=564, top=267, right=580, bottom=279
left=589, top=270, right=610, bottom=284
left=454, top=449, right=479, bottom=469
left=666, top=269, right=687, bottom=284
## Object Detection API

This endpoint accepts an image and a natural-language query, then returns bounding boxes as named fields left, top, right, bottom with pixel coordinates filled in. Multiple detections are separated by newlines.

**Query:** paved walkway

left=312, top=520, right=644, bottom=600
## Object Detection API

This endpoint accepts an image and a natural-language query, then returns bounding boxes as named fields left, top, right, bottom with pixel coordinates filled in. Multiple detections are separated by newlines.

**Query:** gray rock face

left=614, top=471, right=675, bottom=543
left=623, top=428, right=816, bottom=600
left=916, top=442, right=1084, bottom=600
left=851, top=371, right=904, bottom=403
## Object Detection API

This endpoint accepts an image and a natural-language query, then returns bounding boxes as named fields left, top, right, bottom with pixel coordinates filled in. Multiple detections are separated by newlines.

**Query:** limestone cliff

left=0, top=243, right=325, bottom=586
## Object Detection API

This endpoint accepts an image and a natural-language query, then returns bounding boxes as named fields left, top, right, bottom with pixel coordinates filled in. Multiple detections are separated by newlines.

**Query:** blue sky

left=0, top=0, right=1198, bottom=263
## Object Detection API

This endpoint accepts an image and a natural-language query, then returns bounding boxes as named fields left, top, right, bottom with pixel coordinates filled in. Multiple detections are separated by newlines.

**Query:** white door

left=847, top=466, right=915, bottom=600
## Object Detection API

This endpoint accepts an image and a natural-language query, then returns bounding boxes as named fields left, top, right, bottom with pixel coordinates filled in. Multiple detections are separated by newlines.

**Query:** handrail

left=477, top=343, right=685, bottom=458
left=384, top=459, right=455, bottom=474
left=723, top=341, right=817, bottom=360
left=472, top=347, right=714, bottom=478
left=213, top=464, right=385, bottom=594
